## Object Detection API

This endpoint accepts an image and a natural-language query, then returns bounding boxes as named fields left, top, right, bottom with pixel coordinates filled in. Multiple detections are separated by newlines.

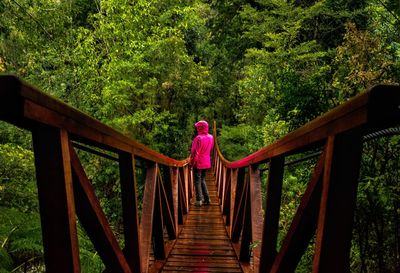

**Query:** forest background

left=0, top=0, right=399, bottom=272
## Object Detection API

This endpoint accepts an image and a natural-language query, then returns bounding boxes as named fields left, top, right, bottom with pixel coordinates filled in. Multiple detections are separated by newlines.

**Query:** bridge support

left=313, top=130, right=363, bottom=272
left=32, top=126, right=80, bottom=273
left=119, top=153, right=142, bottom=273
left=260, top=156, right=284, bottom=272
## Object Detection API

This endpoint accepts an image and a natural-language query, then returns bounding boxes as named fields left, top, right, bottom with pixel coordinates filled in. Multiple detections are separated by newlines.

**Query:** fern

left=77, top=222, right=105, bottom=273
left=0, top=248, right=12, bottom=272
left=0, top=207, right=43, bottom=272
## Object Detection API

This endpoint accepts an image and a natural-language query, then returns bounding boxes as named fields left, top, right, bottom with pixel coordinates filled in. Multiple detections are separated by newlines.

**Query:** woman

left=189, top=120, right=214, bottom=207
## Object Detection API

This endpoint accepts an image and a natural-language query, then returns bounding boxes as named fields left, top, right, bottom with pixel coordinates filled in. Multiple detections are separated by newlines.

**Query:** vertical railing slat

left=220, top=167, right=226, bottom=208
left=159, top=171, right=176, bottom=239
left=217, top=161, right=223, bottom=201
left=239, top=176, right=251, bottom=262
left=140, top=163, right=158, bottom=273
left=119, top=152, right=142, bottom=273
left=188, top=166, right=194, bottom=201
left=229, top=169, right=238, bottom=236
left=214, top=157, right=220, bottom=184
left=313, top=130, right=363, bottom=272
left=178, top=168, right=188, bottom=216
left=153, top=176, right=166, bottom=260
left=259, top=156, right=285, bottom=272
left=170, top=167, right=180, bottom=236
left=232, top=171, right=249, bottom=242
left=183, top=167, right=190, bottom=211
left=222, top=169, right=231, bottom=224
left=249, top=164, right=263, bottom=273
left=32, top=126, right=80, bottom=273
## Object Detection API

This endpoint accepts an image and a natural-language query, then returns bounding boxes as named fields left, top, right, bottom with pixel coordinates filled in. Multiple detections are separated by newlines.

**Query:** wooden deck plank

left=163, top=265, right=242, bottom=273
left=160, top=171, right=243, bottom=272
left=176, top=233, right=231, bottom=238
left=163, top=267, right=243, bottom=273
left=173, top=239, right=231, bottom=245
left=167, top=256, right=239, bottom=262
left=165, top=261, right=240, bottom=268
left=170, top=249, right=236, bottom=256
left=173, top=245, right=233, bottom=250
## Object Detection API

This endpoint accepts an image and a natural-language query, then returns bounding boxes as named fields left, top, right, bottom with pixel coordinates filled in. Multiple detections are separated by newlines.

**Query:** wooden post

left=140, top=163, right=158, bottom=273
left=119, top=152, right=142, bottom=273
left=217, top=161, right=223, bottom=200
left=178, top=168, right=187, bottom=216
left=153, top=178, right=166, bottom=260
left=231, top=168, right=246, bottom=240
left=183, top=167, right=190, bottom=209
left=188, top=166, right=194, bottom=200
left=313, top=130, right=363, bottom=273
left=220, top=167, right=226, bottom=207
left=159, top=172, right=176, bottom=239
left=170, top=167, right=179, bottom=237
left=249, top=164, right=264, bottom=273
left=259, top=156, right=285, bottom=272
left=239, top=177, right=251, bottom=262
left=32, top=126, right=80, bottom=273
left=229, top=169, right=238, bottom=235
left=222, top=169, right=231, bottom=224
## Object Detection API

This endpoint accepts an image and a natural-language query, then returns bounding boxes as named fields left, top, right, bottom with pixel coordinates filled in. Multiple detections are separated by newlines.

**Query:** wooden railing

left=0, top=75, right=194, bottom=273
left=1, top=75, right=399, bottom=273
left=213, top=84, right=400, bottom=273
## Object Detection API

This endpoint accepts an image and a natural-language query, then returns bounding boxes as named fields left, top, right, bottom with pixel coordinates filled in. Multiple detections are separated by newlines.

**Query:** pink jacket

left=190, top=121, right=214, bottom=169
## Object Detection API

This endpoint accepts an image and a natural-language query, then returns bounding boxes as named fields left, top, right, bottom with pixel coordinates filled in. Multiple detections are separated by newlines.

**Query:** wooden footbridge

left=0, top=75, right=399, bottom=273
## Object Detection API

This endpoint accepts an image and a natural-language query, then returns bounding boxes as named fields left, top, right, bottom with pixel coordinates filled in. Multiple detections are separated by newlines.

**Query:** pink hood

left=190, top=120, right=214, bottom=169
left=195, top=120, right=209, bottom=134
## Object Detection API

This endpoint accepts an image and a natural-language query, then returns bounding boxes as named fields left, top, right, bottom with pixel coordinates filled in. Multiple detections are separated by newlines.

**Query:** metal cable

left=363, top=127, right=400, bottom=141
left=281, top=126, right=400, bottom=167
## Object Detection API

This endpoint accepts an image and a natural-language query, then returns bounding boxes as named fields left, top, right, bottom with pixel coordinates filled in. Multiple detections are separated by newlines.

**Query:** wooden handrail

left=0, top=75, right=187, bottom=167
left=214, top=85, right=400, bottom=168
left=1, top=75, right=399, bottom=273
left=0, top=75, right=195, bottom=273
left=213, top=84, right=400, bottom=272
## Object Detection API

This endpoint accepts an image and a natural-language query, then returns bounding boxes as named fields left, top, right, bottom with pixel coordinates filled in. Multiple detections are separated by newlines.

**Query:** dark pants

left=194, top=168, right=210, bottom=202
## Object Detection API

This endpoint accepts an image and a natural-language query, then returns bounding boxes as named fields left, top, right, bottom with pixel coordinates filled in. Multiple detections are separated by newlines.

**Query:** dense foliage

left=0, top=0, right=399, bottom=272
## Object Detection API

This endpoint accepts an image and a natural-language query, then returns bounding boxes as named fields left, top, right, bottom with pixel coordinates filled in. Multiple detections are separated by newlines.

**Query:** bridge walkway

left=160, top=171, right=243, bottom=273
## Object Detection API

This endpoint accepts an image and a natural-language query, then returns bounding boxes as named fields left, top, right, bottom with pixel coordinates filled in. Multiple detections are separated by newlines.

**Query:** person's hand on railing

left=188, top=158, right=194, bottom=169
left=184, top=157, right=192, bottom=169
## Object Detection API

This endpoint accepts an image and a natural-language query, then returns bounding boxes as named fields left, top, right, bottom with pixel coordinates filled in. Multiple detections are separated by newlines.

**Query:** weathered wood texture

left=161, top=171, right=243, bottom=273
